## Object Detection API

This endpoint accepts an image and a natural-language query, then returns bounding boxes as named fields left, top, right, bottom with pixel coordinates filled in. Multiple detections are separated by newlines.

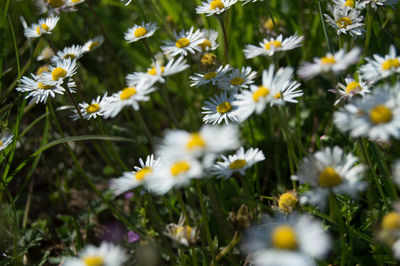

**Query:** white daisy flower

left=197, top=29, right=219, bottom=52
left=71, top=93, right=109, bottom=120
left=36, top=47, right=55, bottom=61
left=244, top=34, right=304, bottom=58
left=217, top=66, right=257, bottom=91
left=242, top=214, right=331, bottom=266
left=110, top=154, right=159, bottom=196
left=334, top=85, right=400, bottom=141
left=196, top=0, right=238, bottom=16
left=66, top=0, right=85, bottom=6
left=333, top=0, right=364, bottom=9
left=233, top=64, right=302, bottom=122
left=63, top=242, right=127, bottom=266
left=82, top=36, right=104, bottom=53
left=102, top=81, right=156, bottom=119
left=190, top=64, right=231, bottom=88
left=324, top=5, right=364, bottom=36
left=202, top=91, right=238, bottom=124
left=41, top=58, right=78, bottom=83
left=0, top=130, right=14, bottom=152
left=124, top=22, right=158, bottom=43
left=362, top=0, right=397, bottom=9
left=211, top=146, right=265, bottom=179
left=333, top=76, right=370, bottom=105
left=51, top=45, right=84, bottom=63
left=24, top=16, right=59, bottom=38
left=165, top=216, right=198, bottom=246
left=360, top=45, right=400, bottom=83
left=144, top=156, right=203, bottom=195
left=292, top=146, right=366, bottom=210
left=161, top=27, right=204, bottom=57
left=297, top=47, right=361, bottom=80
left=126, top=56, right=189, bottom=87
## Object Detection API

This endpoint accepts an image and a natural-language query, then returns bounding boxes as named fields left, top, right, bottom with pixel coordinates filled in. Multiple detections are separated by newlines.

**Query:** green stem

left=217, top=16, right=229, bottom=64
left=329, top=194, right=347, bottom=266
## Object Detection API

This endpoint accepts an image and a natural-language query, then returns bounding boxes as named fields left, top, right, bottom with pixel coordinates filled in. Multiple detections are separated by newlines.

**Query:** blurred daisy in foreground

left=63, top=242, right=127, bottom=266
left=66, top=0, right=85, bottom=6
left=202, top=91, right=238, bottom=125
left=198, top=29, right=219, bottom=52
left=292, top=146, right=366, bottom=210
left=36, top=47, right=54, bottom=61
left=324, top=5, right=364, bottom=36
left=71, top=93, right=109, bottom=120
left=110, top=155, right=158, bottom=195
left=82, top=36, right=104, bottom=53
left=24, top=16, right=59, bottom=38
left=242, top=214, right=331, bottom=266
left=233, top=65, right=302, bottom=122
left=165, top=215, right=198, bottom=246
left=360, top=45, right=400, bottom=83
left=196, top=0, right=238, bottom=16
left=217, top=66, right=257, bottom=91
left=124, top=22, right=158, bottom=43
left=161, top=27, right=204, bottom=57
left=298, top=47, right=360, bottom=80
left=51, top=45, right=84, bottom=63
left=333, top=0, right=364, bottom=9
left=190, top=64, right=231, bottom=88
left=244, top=34, right=304, bottom=58
left=211, top=146, right=265, bottom=179
left=332, top=76, right=370, bottom=105
left=334, top=86, right=400, bottom=141
left=392, top=161, right=400, bottom=187
left=378, top=210, right=400, bottom=260
left=0, top=130, right=14, bottom=152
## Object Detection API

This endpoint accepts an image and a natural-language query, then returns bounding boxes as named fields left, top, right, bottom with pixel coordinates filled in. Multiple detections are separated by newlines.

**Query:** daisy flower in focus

left=324, top=5, right=364, bottom=36
left=211, top=146, right=265, bottom=179
left=51, top=45, right=84, bottom=63
left=197, top=29, right=219, bottom=52
left=36, top=47, right=54, bottom=61
left=233, top=65, right=302, bottom=122
left=0, top=130, right=14, bottom=152
left=110, top=154, right=158, bottom=196
left=244, top=34, right=304, bottom=58
left=190, top=64, right=231, bottom=88
left=71, top=93, right=109, bottom=120
left=360, top=45, right=400, bottom=83
left=334, top=86, right=400, bottom=141
left=161, top=27, right=204, bottom=57
left=332, top=76, right=370, bottom=105
left=275, top=191, right=299, bottom=214
left=196, top=0, right=238, bottom=16
left=41, top=58, right=78, bottom=83
left=82, top=36, right=104, bottom=53
left=103, top=81, right=156, bottom=119
left=217, top=66, right=257, bottom=91
left=242, top=214, right=331, bottom=266
left=292, top=146, right=366, bottom=209
left=144, top=156, right=203, bottom=195
left=24, top=16, right=59, bottom=38
left=202, top=91, right=238, bottom=124
left=298, top=47, right=361, bottom=80
left=63, top=242, right=127, bottom=266
left=124, top=22, right=158, bottom=43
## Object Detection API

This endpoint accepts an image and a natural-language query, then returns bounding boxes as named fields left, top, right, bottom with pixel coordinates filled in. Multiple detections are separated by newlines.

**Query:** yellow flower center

left=230, top=77, right=245, bottom=85
left=369, top=105, right=393, bottom=124
left=88, top=41, right=100, bottom=50
left=252, top=86, right=270, bottom=102
left=318, top=166, right=342, bottom=187
left=36, top=65, right=50, bottom=76
left=210, top=0, right=225, bottom=10
left=321, top=56, right=336, bottom=65
left=0, top=140, right=2, bottom=147
left=344, top=0, right=355, bottom=7
left=336, top=17, right=353, bottom=28
left=120, top=87, right=137, bottom=100
left=264, top=40, right=282, bottom=50
left=264, top=18, right=275, bottom=31
left=64, top=53, right=76, bottom=59
left=217, top=101, right=232, bottom=114
left=382, top=58, right=400, bottom=70
left=273, top=92, right=281, bottom=99
left=175, top=38, right=190, bottom=48
left=229, top=159, right=247, bottom=170
left=278, top=193, right=298, bottom=213
left=170, top=161, right=191, bottom=176
left=201, top=53, right=216, bottom=65
left=186, top=133, right=206, bottom=150
left=198, top=39, right=212, bottom=51
left=134, top=27, right=148, bottom=38
left=135, top=167, right=152, bottom=181
left=48, top=0, right=64, bottom=8
left=41, top=23, right=50, bottom=31
left=86, top=103, right=100, bottom=114
left=345, top=81, right=362, bottom=94
left=382, top=212, right=400, bottom=230
left=271, top=225, right=298, bottom=250
left=51, top=67, right=67, bottom=81
left=147, top=66, right=165, bottom=75
left=83, top=255, right=104, bottom=266
left=37, top=82, right=53, bottom=90
left=203, top=71, right=217, bottom=80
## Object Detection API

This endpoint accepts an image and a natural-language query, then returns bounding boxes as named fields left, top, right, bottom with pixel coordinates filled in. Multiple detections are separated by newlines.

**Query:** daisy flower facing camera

left=24, top=16, right=59, bottom=38
left=196, top=0, right=238, bottom=16
left=217, top=66, right=257, bottom=91
left=0, top=130, right=14, bottom=152
left=202, top=91, right=238, bottom=125
left=190, top=64, right=231, bottom=88
left=63, top=242, right=127, bottom=266
left=51, top=45, right=84, bottom=63
left=71, top=93, right=109, bottom=120
left=333, top=76, right=370, bottom=105
left=161, top=27, right=204, bottom=57
left=124, top=22, right=158, bottom=43
left=242, top=214, right=331, bottom=266
left=244, top=34, right=304, bottom=59
left=292, top=146, right=366, bottom=209
left=324, top=5, right=364, bottom=36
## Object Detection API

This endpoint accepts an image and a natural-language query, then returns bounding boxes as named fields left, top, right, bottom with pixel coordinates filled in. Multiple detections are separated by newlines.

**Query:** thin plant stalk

left=217, top=15, right=229, bottom=64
